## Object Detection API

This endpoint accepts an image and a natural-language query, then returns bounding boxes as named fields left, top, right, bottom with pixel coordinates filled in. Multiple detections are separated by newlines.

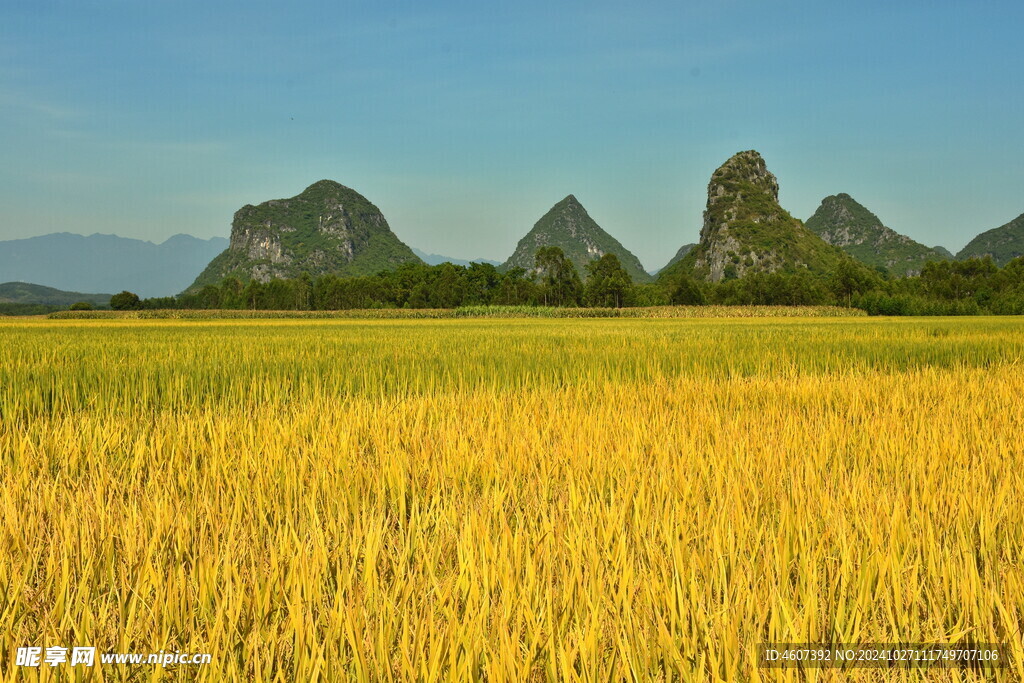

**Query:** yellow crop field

left=1, top=316, right=1022, bottom=681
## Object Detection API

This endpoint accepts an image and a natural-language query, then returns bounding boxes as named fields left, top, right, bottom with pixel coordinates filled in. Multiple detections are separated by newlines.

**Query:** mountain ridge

left=189, top=180, right=422, bottom=291
left=500, top=195, right=651, bottom=283
left=0, top=281, right=111, bottom=307
left=0, top=232, right=227, bottom=298
left=660, top=150, right=844, bottom=282
left=654, top=243, right=696, bottom=275
left=804, top=193, right=949, bottom=276
left=411, top=248, right=501, bottom=267
left=956, top=213, right=1024, bottom=265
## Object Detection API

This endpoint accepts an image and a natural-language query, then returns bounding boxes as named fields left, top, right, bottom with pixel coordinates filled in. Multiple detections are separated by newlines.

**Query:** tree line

left=103, top=247, right=1024, bottom=315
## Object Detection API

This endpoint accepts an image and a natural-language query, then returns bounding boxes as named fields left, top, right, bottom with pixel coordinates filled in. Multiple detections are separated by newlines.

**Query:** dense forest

left=101, top=248, right=1024, bottom=316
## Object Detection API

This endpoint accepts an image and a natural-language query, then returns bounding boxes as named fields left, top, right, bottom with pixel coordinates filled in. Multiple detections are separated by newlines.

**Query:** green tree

left=534, top=246, right=582, bottom=306
left=264, top=279, right=297, bottom=309
left=69, top=301, right=93, bottom=311
left=584, top=253, right=634, bottom=307
left=430, top=262, right=467, bottom=308
left=830, top=259, right=880, bottom=307
left=464, top=263, right=500, bottom=305
left=632, top=283, right=670, bottom=307
left=391, top=262, right=432, bottom=307
left=110, top=291, right=142, bottom=310
left=920, top=257, right=997, bottom=301
left=141, top=297, right=178, bottom=310
left=241, top=280, right=263, bottom=309
left=197, top=284, right=222, bottom=309
left=406, top=282, right=431, bottom=308
left=493, top=267, right=536, bottom=305
left=220, top=277, right=245, bottom=309
left=295, top=272, right=314, bottom=310
left=669, top=274, right=706, bottom=305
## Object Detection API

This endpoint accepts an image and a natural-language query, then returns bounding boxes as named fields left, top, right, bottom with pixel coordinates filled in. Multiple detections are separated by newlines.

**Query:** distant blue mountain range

left=0, top=233, right=504, bottom=301
left=0, top=233, right=228, bottom=298
left=411, top=247, right=501, bottom=268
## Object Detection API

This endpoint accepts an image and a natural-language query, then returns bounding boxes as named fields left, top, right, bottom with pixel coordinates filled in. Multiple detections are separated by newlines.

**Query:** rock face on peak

left=805, top=193, right=948, bottom=276
left=189, top=180, right=421, bottom=290
left=500, top=195, right=651, bottom=283
left=956, top=213, right=1024, bottom=265
left=660, top=151, right=842, bottom=283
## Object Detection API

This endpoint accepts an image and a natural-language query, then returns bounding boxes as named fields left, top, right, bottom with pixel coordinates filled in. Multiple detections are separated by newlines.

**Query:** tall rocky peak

left=705, top=150, right=780, bottom=213
left=805, top=193, right=948, bottom=276
left=661, top=150, right=842, bottom=282
left=188, top=180, right=421, bottom=290
left=501, top=194, right=651, bottom=283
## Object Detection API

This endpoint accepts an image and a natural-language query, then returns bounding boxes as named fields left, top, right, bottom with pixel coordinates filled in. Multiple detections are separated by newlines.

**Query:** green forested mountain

left=660, top=151, right=843, bottom=283
left=805, top=193, right=949, bottom=276
left=654, top=243, right=696, bottom=275
left=956, top=213, right=1024, bottom=265
left=189, top=180, right=421, bottom=291
left=0, top=281, right=111, bottom=306
left=500, top=195, right=651, bottom=283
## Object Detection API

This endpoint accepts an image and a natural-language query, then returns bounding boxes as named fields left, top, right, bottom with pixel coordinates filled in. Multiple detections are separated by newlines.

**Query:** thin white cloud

left=46, top=127, right=228, bottom=155
left=0, top=87, right=80, bottom=120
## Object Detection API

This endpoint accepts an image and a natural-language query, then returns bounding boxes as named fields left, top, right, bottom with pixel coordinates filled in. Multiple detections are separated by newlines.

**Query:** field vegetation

left=1, top=316, right=1022, bottom=681
left=47, top=304, right=861, bottom=320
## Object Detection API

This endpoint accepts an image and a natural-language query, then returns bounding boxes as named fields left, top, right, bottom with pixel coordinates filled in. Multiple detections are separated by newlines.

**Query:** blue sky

left=2, top=0, right=1022, bottom=270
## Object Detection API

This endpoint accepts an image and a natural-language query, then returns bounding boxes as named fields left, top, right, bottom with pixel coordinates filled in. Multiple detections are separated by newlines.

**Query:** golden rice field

left=1, top=315, right=1023, bottom=681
